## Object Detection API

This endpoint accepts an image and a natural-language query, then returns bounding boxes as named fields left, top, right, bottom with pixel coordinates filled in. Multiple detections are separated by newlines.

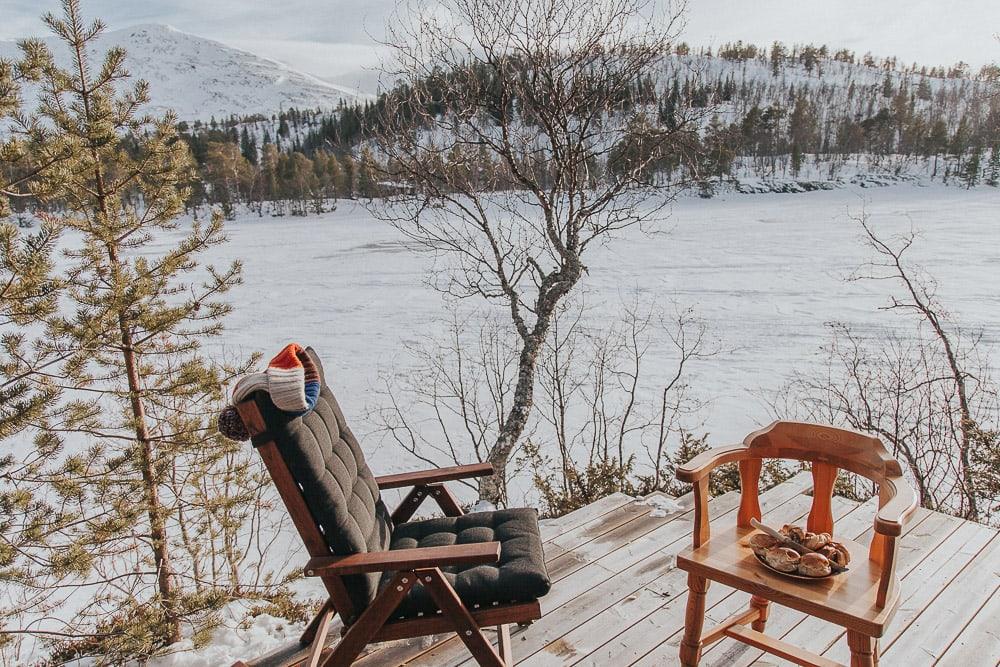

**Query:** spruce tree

left=962, top=144, right=982, bottom=188
left=0, top=2, right=274, bottom=659
left=239, top=127, right=258, bottom=166
left=986, top=144, right=1000, bottom=187
left=0, top=32, right=83, bottom=650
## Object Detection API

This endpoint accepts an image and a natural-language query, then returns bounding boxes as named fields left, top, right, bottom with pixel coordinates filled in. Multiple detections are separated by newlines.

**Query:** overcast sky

left=2, top=0, right=998, bottom=81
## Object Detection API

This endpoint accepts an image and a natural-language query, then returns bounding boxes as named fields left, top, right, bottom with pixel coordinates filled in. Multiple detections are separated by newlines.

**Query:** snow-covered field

left=174, top=184, right=999, bottom=489
left=52, top=182, right=995, bottom=665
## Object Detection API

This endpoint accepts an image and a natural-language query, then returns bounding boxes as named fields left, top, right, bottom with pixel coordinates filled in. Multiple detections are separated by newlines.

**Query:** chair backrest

left=248, top=348, right=393, bottom=614
left=735, top=421, right=901, bottom=538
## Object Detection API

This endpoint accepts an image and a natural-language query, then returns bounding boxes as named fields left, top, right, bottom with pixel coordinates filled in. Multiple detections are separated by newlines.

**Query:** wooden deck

left=351, top=472, right=1000, bottom=667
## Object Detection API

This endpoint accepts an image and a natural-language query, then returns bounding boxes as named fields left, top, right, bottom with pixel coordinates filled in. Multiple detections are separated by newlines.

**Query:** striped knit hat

left=218, top=343, right=322, bottom=441
left=233, top=343, right=321, bottom=413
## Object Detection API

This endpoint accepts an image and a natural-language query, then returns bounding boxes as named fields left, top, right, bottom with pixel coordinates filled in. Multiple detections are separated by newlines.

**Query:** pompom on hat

left=218, top=343, right=322, bottom=441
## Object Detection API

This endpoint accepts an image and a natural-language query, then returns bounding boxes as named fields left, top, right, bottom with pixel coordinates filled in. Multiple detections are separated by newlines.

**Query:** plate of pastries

left=747, top=520, right=851, bottom=580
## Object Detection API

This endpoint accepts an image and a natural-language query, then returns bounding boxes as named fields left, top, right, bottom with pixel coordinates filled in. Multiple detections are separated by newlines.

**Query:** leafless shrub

left=371, top=296, right=727, bottom=512
left=771, top=213, right=999, bottom=524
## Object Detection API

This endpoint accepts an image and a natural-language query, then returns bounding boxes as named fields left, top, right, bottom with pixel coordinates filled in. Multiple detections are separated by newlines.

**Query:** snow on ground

left=178, top=183, right=1000, bottom=487
left=94, top=182, right=1000, bottom=664
left=146, top=603, right=306, bottom=667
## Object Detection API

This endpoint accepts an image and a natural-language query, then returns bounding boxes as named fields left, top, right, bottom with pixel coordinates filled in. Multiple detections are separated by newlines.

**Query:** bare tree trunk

left=373, top=0, right=694, bottom=504
left=85, top=104, right=180, bottom=645
left=115, top=303, right=180, bottom=641
left=482, top=331, right=544, bottom=504
left=859, top=218, right=979, bottom=521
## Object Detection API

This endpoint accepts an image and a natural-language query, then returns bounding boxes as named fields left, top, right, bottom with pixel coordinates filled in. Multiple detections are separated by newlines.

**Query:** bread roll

left=764, top=546, right=801, bottom=573
left=799, top=552, right=832, bottom=577
left=780, top=524, right=806, bottom=543
left=821, top=541, right=851, bottom=566
left=749, top=533, right=780, bottom=557
left=803, top=532, right=831, bottom=550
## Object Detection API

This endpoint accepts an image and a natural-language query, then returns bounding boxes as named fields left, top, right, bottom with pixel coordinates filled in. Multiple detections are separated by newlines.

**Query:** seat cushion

left=380, top=508, right=551, bottom=619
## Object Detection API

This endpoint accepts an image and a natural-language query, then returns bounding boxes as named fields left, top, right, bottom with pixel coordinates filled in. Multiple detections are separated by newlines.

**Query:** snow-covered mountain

left=0, top=24, right=364, bottom=121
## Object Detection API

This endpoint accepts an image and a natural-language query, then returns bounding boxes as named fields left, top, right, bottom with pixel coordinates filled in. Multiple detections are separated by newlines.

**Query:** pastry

left=780, top=524, right=806, bottom=543
left=799, top=552, right=832, bottom=577
left=764, top=546, right=801, bottom=573
left=749, top=533, right=780, bottom=558
left=803, top=532, right=831, bottom=550
left=819, top=541, right=851, bottom=566
left=817, top=543, right=849, bottom=566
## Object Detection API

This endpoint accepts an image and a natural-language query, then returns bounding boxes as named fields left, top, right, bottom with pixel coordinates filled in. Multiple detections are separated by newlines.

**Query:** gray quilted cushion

left=381, top=509, right=551, bottom=619
left=252, top=349, right=393, bottom=614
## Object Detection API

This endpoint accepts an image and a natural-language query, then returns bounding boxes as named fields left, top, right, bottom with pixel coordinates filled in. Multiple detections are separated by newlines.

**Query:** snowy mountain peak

left=0, top=23, right=364, bottom=122
left=117, top=23, right=181, bottom=35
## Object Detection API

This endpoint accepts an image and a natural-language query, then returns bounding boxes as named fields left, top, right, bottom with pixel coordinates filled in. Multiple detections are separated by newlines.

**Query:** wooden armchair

left=233, top=348, right=550, bottom=667
left=674, top=421, right=918, bottom=667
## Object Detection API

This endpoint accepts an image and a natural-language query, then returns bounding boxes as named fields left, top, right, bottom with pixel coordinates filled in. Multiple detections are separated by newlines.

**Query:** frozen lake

left=178, top=184, right=1000, bottom=497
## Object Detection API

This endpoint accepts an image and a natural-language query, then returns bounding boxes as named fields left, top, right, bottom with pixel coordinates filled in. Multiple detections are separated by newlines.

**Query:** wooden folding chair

left=234, top=348, right=550, bottom=667
left=674, top=421, right=918, bottom=667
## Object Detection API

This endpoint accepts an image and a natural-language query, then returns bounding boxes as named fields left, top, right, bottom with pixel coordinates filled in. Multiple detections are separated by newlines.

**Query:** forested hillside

left=167, top=40, right=999, bottom=216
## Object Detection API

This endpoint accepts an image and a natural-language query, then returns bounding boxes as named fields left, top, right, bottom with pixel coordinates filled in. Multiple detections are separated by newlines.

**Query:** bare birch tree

left=773, top=214, right=998, bottom=524
left=370, top=0, right=699, bottom=502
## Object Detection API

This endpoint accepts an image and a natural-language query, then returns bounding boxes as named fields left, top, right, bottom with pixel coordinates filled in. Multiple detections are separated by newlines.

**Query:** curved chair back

left=239, top=348, right=393, bottom=618
left=738, top=421, right=903, bottom=538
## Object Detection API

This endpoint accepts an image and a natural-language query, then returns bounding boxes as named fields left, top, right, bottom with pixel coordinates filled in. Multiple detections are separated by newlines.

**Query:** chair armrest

left=304, top=542, right=501, bottom=576
left=676, top=444, right=752, bottom=483
left=874, top=475, right=918, bottom=536
left=375, top=462, right=495, bottom=489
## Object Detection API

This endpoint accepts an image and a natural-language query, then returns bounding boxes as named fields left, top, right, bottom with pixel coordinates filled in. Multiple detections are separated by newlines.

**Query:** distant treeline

left=99, top=40, right=1000, bottom=215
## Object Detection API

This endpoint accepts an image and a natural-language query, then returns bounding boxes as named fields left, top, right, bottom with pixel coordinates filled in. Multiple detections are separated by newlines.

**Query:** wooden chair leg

left=323, top=572, right=415, bottom=667
left=301, top=600, right=335, bottom=645
left=305, top=603, right=335, bottom=667
left=749, top=595, right=770, bottom=632
left=417, top=567, right=505, bottom=667
left=847, top=630, right=876, bottom=667
left=679, top=574, right=709, bottom=667
left=497, top=624, right=512, bottom=666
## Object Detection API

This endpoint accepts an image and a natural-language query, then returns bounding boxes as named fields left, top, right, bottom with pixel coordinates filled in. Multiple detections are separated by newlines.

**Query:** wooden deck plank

left=402, top=475, right=813, bottom=667
left=854, top=531, right=1000, bottom=664
left=544, top=493, right=695, bottom=582
left=539, top=493, right=635, bottom=542
left=933, top=576, right=1000, bottom=665
left=538, top=493, right=827, bottom=667
left=547, top=493, right=687, bottom=557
